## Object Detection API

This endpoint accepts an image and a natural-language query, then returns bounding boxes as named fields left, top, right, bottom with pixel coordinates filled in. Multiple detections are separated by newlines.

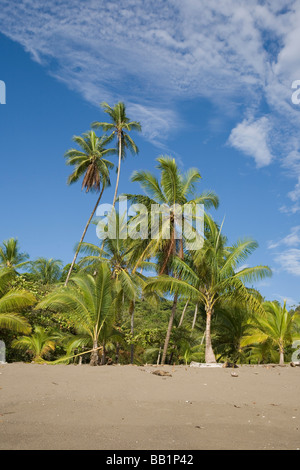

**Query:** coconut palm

left=77, top=214, right=156, bottom=363
left=126, top=156, right=219, bottom=364
left=241, top=300, right=300, bottom=365
left=92, top=102, right=141, bottom=207
left=0, top=238, right=30, bottom=272
left=29, top=258, right=63, bottom=285
left=0, top=269, right=34, bottom=333
left=64, top=131, right=115, bottom=285
left=37, top=262, right=113, bottom=365
left=12, top=326, right=62, bottom=362
left=126, top=156, right=219, bottom=274
left=145, top=218, right=272, bottom=363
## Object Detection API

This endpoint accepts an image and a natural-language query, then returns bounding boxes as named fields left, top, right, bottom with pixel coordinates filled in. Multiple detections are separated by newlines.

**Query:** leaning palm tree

left=0, top=238, right=30, bottom=272
left=92, top=102, right=141, bottom=207
left=64, top=130, right=115, bottom=285
left=126, top=156, right=219, bottom=364
left=241, top=300, right=300, bottom=365
left=0, top=269, right=33, bottom=333
left=12, top=326, right=62, bottom=362
left=145, top=218, right=272, bottom=363
left=29, top=258, right=63, bottom=285
left=37, top=262, right=113, bottom=365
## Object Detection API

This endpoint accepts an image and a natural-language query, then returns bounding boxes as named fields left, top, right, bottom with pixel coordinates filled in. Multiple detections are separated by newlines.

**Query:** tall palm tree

left=0, top=269, right=33, bottom=333
left=145, top=218, right=272, bottom=363
left=29, top=258, right=63, bottom=285
left=126, top=156, right=219, bottom=364
left=0, top=238, right=30, bottom=272
left=92, top=102, right=141, bottom=207
left=37, top=262, right=113, bottom=365
left=241, top=300, right=300, bottom=365
left=64, top=131, right=115, bottom=285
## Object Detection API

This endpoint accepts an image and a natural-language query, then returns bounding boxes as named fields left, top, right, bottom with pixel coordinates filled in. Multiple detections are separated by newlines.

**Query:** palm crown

left=92, top=102, right=141, bottom=206
left=65, top=130, right=115, bottom=192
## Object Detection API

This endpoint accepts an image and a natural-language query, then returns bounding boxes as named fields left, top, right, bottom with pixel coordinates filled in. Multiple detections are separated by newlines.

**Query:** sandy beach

left=0, top=363, right=299, bottom=450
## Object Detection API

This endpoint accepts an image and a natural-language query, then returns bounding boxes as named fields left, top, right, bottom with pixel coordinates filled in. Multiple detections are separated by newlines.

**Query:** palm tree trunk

left=192, top=303, right=198, bottom=330
left=101, top=341, right=106, bottom=365
left=161, top=293, right=178, bottom=365
left=178, top=299, right=189, bottom=327
left=112, top=133, right=122, bottom=207
left=157, top=345, right=162, bottom=365
left=90, top=339, right=99, bottom=366
left=129, top=300, right=135, bottom=364
left=279, top=344, right=285, bottom=366
left=64, top=185, right=105, bottom=286
left=205, top=303, right=216, bottom=363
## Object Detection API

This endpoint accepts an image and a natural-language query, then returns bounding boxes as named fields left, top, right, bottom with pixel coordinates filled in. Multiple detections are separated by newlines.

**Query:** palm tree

left=0, top=269, right=33, bottom=333
left=12, top=326, right=62, bottom=362
left=0, top=238, right=30, bottom=272
left=92, top=102, right=141, bottom=207
left=37, top=262, right=113, bottom=365
left=64, top=131, right=115, bottom=285
left=29, top=258, right=63, bottom=285
left=241, top=300, right=300, bottom=365
left=126, top=156, right=219, bottom=364
left=76, top=214, right=155, bottom=364
left=145, top=218, right=272, bottom=363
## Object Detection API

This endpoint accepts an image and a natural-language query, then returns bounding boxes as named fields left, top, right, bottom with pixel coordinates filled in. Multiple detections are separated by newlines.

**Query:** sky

left=0, top=0, right=299, bottom=306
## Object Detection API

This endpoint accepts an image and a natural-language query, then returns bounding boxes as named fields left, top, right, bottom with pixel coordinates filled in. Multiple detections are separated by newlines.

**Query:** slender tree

left=92, top=102, right=141, bottom=207
left=64, top=131, right=114, bottom=285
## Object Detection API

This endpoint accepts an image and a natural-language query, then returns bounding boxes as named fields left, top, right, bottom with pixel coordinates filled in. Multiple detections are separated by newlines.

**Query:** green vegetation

left=1, top=101, right=299, bottom=366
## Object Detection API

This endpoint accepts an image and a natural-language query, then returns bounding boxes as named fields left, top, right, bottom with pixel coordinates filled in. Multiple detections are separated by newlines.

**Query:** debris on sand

left=152, top=370, right=172, bottom=377
left=222, top=362, right=239, bottom=368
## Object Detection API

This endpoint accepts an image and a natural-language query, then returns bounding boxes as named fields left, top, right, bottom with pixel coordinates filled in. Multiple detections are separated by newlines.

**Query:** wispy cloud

left=273, top=249, right=300, bottom=276
left=268, top=225, right=300, bottom=249
left=268, top=226, right=300, bottom=276
left=1, top=0, right=300, bottom=199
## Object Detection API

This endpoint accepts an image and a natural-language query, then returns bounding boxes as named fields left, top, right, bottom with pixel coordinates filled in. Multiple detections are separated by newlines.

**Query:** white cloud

left=1, top=0, right=300, bottom=184
left=274, top=248, right=300, bottom=276
left=269, top=226, right=300, bottom=276
left=268, top=226, right=300, bottom=249
left=228, top=116, right=273, bottom=167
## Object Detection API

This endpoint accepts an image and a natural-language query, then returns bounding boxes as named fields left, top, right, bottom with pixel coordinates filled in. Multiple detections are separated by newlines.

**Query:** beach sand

left=0, top=363, right=299, bottom=450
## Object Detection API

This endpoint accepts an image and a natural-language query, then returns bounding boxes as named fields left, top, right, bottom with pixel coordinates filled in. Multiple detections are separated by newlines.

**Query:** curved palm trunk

left=112, top=134, right=122, bottom=207
left=205, top=300, right=216, bottom=363
left=161, top=293, right=178, bottom=365
left=192, top=303, right=198, bottom=330
left=179, top=299, right=189, bottom=327
left=65, top=185, right=105, bottom=286
left=90, top=339, right=99, bottom=366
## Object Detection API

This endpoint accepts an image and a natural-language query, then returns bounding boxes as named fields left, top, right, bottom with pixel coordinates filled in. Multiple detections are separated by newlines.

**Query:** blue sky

left=0, top=0, right=299, bottom=306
